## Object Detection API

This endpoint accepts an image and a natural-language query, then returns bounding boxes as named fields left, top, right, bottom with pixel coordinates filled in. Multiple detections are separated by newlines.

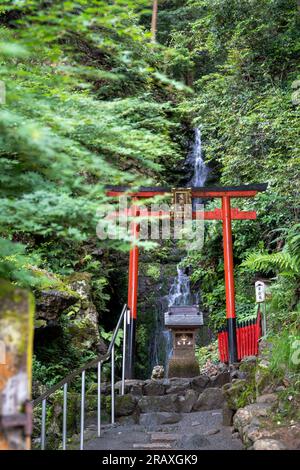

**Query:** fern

left=242, top=251, right=299, bottom=276
left=242, top=225, right=300, bottom=277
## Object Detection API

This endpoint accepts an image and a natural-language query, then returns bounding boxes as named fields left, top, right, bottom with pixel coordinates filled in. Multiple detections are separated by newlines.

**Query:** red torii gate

left=106, top=183, right=267, bottom=378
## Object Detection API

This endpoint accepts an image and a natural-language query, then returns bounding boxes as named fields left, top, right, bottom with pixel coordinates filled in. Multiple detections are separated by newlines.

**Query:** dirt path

left=79, top=410, right=243, bottom=451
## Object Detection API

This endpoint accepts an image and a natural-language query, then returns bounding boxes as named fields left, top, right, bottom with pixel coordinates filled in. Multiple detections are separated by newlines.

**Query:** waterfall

left=189, top=128, right=209, bottom=187
left=164, top=128, right=208, bottom=370
left=168, top=265, right=191, bottom=307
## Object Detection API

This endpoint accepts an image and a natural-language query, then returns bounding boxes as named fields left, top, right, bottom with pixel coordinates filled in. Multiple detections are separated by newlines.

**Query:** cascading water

left=164, top=128, right=208, bottom=370
left=189, top=128, right=208, bottom=187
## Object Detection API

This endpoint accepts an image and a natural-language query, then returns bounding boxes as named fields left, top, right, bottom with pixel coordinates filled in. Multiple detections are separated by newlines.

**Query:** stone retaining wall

left=114, top=372, right=230, bottom=422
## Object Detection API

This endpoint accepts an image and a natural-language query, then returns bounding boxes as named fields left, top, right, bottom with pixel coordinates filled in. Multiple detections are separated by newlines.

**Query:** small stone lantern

left=164, top=305, right=203, bottom=378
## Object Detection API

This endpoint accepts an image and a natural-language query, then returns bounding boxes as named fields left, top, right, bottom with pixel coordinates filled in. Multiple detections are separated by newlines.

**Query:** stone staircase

left=70, top=369, right=243, bottom=450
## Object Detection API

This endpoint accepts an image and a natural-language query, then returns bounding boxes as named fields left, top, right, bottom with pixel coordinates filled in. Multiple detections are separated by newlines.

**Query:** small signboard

left=255, top=280, right=265, bottom=303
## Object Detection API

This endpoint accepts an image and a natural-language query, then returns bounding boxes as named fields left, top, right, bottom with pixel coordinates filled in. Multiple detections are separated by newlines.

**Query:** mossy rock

left=255, top=361, right=276, bottom=394
left=223, top=379, right=248, bottom=410
left=66, top=272, right=92, bottom=283
left=115, top=394, right=137, bottom=417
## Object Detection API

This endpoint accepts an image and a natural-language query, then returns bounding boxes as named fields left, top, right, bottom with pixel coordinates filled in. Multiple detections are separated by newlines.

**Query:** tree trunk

left=151, top=0, right=158, bottom=43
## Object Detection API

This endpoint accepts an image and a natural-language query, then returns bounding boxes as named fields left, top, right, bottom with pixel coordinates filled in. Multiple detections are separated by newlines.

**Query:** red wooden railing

left=218, top=308, right=261, bottom=363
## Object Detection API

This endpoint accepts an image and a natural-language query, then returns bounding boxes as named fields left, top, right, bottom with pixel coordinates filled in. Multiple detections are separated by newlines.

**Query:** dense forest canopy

left=0, top=1, right=299, bottom=385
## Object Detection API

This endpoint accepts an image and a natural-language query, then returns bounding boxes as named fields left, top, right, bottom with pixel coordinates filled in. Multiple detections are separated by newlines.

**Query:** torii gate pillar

left=126, top=201, right=139, bottom=379
left=222, top=196, right=238, bottom=363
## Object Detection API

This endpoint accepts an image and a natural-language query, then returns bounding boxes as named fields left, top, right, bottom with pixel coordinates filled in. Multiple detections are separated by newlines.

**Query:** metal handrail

left=32, top=304, right=130, bottom=450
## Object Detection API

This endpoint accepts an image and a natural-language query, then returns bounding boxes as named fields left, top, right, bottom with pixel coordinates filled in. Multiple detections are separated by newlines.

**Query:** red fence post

left=237, top=323, right=241, bottom=361
left=241, top=322, right=245, bottom=359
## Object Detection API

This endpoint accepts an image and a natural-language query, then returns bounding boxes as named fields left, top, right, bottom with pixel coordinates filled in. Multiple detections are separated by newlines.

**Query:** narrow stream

left=164, top=128, right=209, bottom=371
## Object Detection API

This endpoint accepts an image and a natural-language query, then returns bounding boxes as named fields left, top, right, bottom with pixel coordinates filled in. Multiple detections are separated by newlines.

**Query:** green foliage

left=269, top=329, right=300, bottom=377
left=0, top=238, right=43, bottom=286
left=242, top=224, right=300, bottom=330
left=0, top=0, right=187, bottom=286
left=195, top=340, right=219, bottom=369
left=146, top=263, right=161, bottom=280
left=135, top=323, right=149, bottom=378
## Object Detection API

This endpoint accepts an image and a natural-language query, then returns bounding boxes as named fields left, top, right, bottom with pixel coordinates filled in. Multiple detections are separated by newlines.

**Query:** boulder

left=255, top=360, right=273, bottom=394
left=117, top=415, right=139, bottom=425
left=210, top=371, right=230, bottom=388
left=193, top=387, right=224, bottom=411
left=143, top=380, right=166, bottom=396
left=253, top=439, right=287, bottom=450
left=222, top=403, right=234, bottom=426
left=233, top=403, right=272, bottom=433
left=114, top=380, right=144, bottom=396
left=191, top=375, right=209, bottom=393
left=243, top=418, right=273, bottom=445
left=256, top=393, right=278, bottom=405
left=165, top=378, right=191, bottom=395
left=139, top=412, right=181, bottom=427
left=115, top=394, right=137, bottom=417
left=151, top=365, right=164, bottom=379
left=177, top=389, right=197, bottom=413
left=138, top=394, right=178, bottom=413
left=230, top=369, right=247, bottom=380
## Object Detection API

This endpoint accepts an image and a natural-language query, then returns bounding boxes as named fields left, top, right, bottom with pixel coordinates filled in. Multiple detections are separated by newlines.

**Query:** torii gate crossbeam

left=106, top=183, right=267, bottom=378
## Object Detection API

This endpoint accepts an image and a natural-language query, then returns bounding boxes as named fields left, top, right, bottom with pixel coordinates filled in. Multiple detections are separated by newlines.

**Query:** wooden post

left=0, top=280, right=34, bottom=450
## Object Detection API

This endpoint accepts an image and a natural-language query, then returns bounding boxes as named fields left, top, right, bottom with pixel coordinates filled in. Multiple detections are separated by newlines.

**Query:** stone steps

left=149, top=432, right=180, bottom=443
left=133, top=443, right=172, bottom=450
left=133, top=432, right=179, bottom=450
